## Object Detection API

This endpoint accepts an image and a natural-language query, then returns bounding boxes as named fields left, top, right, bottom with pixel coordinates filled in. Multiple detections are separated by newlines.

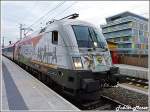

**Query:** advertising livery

left=2, top=14, right=119, bottom=101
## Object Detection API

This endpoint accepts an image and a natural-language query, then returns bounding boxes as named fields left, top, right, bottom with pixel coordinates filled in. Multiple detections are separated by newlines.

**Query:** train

left=2, top=13, right=120, bottom=101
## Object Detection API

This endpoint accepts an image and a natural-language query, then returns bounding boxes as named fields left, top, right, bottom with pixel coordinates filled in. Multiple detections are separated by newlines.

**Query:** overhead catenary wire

left=26, top=1, right=77, bottom=36
left=53, top=1, right=78, bottom=19
left=27, top=1, right=66, bottom=29
left=25, top=2, right=148, bottom=36
left=25, top=1, right=66, bottom=35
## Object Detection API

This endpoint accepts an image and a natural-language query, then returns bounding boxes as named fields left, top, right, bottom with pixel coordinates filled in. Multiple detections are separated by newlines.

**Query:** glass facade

left=132, top=29, right=138, bottom=36
left=102, top=22, right=132, bottom=33
left=118, top=43, right=132, bottom=48
left=103, top=29, right=132, bottom=38
left=101, top=12, right=148, bottom=54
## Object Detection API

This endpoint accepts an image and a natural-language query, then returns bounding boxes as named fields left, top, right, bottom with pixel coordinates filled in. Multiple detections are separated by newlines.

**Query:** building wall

left=107, top=42, right=117, bottom=49
left=101, top=13, right=148, bottom=54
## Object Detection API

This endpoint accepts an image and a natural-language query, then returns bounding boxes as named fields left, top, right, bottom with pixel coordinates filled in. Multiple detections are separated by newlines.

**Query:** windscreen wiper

left=87, top=28, right=94, bottom=48
left=92, top=29, right=105, bottom=50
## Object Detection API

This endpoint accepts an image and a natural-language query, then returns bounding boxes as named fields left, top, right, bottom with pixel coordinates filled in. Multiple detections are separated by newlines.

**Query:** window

left=144, top=24, right=148, bottom=31
left=132, top=43, right=135, bottom=48
left=144, top=32, right=148, bottom=37
left=137, top=44, right=141, bottom=48
left=127, top=43, right=131, bottom=48
left=104, top=29, right=132, bottom=37
left=128, top=22, right=132, bottom=27
left=144, top=37, right=148, bottom=43
left=116, top=38, right=120, bottom=42
left=123, top=37, right=130, bottom=41
left=139, top=23, right=143, bottom=30
left=146, top=45, right=148, bottom=49
left=72, top=25, right=106, bottom=48
left=52, top=31, right=58, bottom=44
left=139, top=31, right=144, bottom=36
left=132, top=29, right=138, bottom=36
left=110, top=39, right=114, bottom=42
left=111, top=16, right=121, bottom=21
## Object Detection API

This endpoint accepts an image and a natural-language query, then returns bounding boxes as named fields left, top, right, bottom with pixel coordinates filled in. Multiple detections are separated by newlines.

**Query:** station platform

left=2, top=56, right=79, bottom=111
left=114, top=64, right=148, bottom=80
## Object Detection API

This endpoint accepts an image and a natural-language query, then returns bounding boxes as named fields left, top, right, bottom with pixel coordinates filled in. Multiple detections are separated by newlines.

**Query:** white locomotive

left=2, top=14, right=119, bottom=101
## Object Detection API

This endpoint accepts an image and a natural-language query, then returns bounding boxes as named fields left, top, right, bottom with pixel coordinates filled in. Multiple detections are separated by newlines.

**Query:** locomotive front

left=63, top=20, right=119, bottom=100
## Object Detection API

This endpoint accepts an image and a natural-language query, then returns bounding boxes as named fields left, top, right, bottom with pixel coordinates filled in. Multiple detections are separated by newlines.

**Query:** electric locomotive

left=2, top=13, right=119, bottom=101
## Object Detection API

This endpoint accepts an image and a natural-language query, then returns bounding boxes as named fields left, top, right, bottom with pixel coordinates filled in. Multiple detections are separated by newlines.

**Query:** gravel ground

left=102, top=86, right=148, bottom=107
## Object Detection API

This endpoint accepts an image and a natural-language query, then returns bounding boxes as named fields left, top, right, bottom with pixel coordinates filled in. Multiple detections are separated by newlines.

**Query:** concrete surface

left=2, top=56, right=79, bottom=111
left=114, top=64, right=148, bottom=80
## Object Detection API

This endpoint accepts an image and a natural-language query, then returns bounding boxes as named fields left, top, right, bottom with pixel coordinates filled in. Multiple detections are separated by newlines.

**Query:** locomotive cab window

left=52, top=31, right=58, bottom=44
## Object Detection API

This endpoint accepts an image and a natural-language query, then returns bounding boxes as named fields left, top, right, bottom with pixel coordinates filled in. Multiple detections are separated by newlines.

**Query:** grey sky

left=1, top=1, right=149, bottom=46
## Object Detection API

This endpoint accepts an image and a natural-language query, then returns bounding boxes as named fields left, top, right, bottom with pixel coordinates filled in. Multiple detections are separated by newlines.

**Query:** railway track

left=95, top=95, right=125, bottom=110
left=102, top=85, right=148, bottom=107
left=119, top=76, right=148, bottom=89
left=71, top=95, right=125, bottom=110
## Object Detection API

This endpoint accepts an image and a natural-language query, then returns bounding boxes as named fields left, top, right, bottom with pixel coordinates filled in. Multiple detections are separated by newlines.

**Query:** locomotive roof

left=2, top=40, right=20, bottom=49
left=3, top=19, right=96, bottom=48
left=50, top=19, right=95, bottom=27
left=2, top=43, right=15, bottom=49
left=17, top=19, right=95, bottom=42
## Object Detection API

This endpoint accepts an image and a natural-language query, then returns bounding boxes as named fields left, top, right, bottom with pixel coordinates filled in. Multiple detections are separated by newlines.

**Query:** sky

left=1, top=1, right=149, bottom=46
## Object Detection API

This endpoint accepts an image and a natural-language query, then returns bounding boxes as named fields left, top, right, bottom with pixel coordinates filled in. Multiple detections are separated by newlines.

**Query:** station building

left=101, top=11, right=149, bottom=54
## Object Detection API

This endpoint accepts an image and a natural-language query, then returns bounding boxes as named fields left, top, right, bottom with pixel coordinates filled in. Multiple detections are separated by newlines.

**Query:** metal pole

left=20, top=24, right=22, bottom=40
left=23, top=29, right=26, bottom=37
left=2, top=36, right=4, bottom=48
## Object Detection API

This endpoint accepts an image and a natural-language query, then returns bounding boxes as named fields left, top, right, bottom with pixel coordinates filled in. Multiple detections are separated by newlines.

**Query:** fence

left=118, top=53, right=148, bottom=68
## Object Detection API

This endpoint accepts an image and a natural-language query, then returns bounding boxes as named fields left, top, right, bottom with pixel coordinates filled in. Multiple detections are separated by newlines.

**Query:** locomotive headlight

left=72, top=57, right=83, bottom=69
left=74, top=62, right=82, bottom=68
left=94, top=42, right=98, bottom=47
